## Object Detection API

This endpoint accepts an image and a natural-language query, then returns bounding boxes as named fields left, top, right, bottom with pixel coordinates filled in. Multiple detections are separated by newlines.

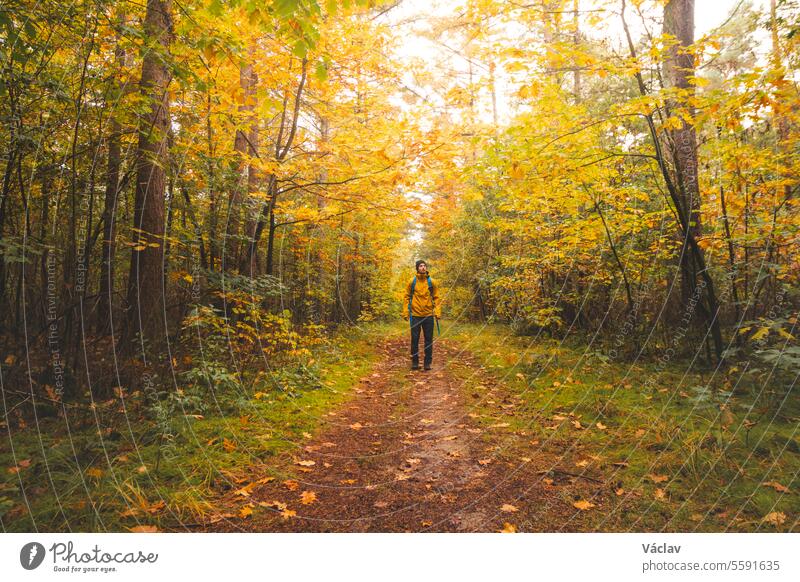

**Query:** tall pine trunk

left=97, top=14, right=127, bottom=335
left=125, top=0, right=172, bottom=354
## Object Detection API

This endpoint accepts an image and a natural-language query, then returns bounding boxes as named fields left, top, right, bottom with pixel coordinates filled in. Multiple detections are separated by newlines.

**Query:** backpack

left=408, top=275, right=434, bottom=320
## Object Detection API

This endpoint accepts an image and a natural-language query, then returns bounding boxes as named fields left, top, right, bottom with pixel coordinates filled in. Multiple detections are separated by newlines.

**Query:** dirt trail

left=208, top=337, right=608, bottom=532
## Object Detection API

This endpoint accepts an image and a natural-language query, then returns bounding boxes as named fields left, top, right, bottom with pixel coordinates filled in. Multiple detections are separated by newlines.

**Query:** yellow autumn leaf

left=573, top=500, right=596, bottom=511
left=281, top=509, right=297, bottom=520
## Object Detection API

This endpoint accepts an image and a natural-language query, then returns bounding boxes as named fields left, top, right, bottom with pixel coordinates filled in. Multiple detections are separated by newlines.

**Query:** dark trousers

left=410, top=316, right=435, bottom=367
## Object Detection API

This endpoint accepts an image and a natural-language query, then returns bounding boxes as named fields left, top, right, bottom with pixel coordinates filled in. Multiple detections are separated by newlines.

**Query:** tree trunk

left=663, top=0, right=700, bottom=238
left=125, top=0, right=172, bottom=354
left=228, top=53, right=258, bottom=273
left=237, top=49, right=260, bottom=275
left=97, top=17, right=127, bottom=334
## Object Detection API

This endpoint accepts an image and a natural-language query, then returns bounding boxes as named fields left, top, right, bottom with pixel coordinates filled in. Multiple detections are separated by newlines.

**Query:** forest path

left=208, top=336, right=607, bottom=532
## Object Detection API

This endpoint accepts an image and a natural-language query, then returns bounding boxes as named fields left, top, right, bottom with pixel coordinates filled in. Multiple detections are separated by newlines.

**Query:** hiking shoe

left=423, top=364, right=432, bottom=371
left=411, top=365, right=420, bottom=371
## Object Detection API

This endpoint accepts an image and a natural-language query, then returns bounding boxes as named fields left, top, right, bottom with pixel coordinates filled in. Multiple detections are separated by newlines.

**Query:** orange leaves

left=762, top=482, right=791, bottom=494
left=129, top=525, right=159, bottom=533
left=8, top=459, right=31, bottom=474
left=762, top=512, right=787, bottom=527
left=573, top=500, right=596, bottom=511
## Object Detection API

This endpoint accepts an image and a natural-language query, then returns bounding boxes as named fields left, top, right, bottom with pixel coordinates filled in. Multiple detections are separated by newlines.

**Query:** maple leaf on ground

left=282, top=509, right=297, bottom=520
left=283, top=480, right=299, bottom=491
left=240, top=506, right=254, bottom=518
left=300, top=491, right=317, bottom=505
left=573, top=500, right=596, bottom=511
left=500, top=522, right=517, bottom=533
left=500, top=504, right=518, bottom=513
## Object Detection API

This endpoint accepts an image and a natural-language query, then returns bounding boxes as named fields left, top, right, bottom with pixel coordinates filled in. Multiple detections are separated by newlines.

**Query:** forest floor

left=198, top=325, right=798, bottom=533
left=2, top=323, right=796, bottom=532
left=205, top=336, right=604, bottom=532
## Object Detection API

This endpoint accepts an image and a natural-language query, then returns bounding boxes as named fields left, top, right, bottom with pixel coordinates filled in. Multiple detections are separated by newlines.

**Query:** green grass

left=0, top=323, right=390, bottom=532
left=442, top=322, right=799, bottom=532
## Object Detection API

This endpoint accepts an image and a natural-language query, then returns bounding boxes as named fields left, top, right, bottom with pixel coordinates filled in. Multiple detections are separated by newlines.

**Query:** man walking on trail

left=403, top=260, right=441, bottom=371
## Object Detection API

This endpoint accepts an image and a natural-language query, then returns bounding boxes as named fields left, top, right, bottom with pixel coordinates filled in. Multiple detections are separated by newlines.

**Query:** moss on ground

left=443, top=322, right=798, bottom=532
left=0, top=324, right=389, bottom=532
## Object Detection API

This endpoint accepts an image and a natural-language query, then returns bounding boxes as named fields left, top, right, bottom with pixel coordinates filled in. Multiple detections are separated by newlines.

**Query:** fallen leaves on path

left=500, top=504, right=518, bottom=513
left=500, top=522, right=517, bottom=533
left=300, top=491, right=317, bottom=505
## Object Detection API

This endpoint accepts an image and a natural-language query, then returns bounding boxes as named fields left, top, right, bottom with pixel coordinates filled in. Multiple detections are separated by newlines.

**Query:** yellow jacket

left=402, top=274, right=441, bottom=319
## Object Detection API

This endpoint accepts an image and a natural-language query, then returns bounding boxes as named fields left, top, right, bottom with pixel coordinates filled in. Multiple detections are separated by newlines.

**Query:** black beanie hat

left=415, top=259, right=426, bottom=270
